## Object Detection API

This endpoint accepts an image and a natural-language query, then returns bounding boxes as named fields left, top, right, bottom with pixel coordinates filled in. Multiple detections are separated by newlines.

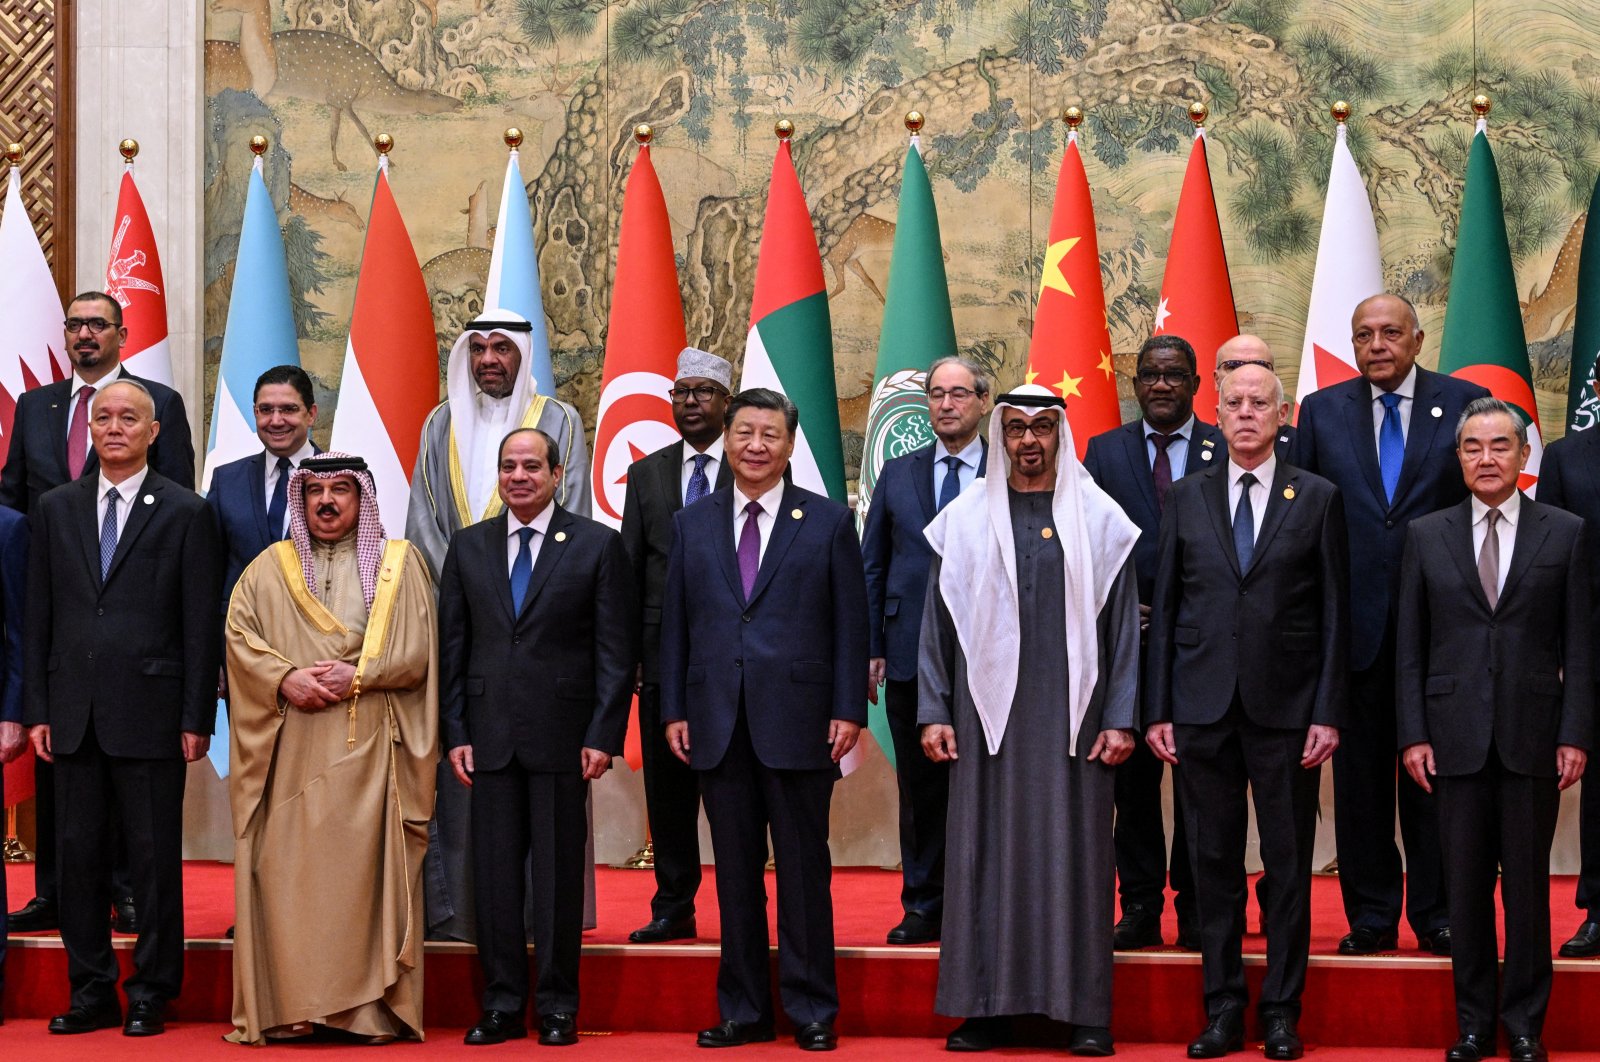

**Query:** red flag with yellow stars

left=1028, top=127, right=1119, bottom=458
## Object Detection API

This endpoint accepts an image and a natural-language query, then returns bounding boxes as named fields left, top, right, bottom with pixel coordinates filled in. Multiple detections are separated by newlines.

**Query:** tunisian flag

left=105, top=164, right=174, bottom=386
left=328, top=159, right=439, bottom=527
left=1030, top=127, right=1120, bottom=457
left=1153, top=125, right=1238, bottom=418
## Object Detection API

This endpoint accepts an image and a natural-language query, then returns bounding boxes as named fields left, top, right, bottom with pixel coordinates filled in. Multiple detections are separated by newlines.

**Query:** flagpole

left=374, top=132, right=393, bottom=173
left=1472, top=91, right=1490, bottom=134
left=119, top=137, right=138, bottom=171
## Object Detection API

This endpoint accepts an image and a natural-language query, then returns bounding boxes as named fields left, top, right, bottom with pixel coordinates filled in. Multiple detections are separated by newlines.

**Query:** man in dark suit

left=0, top=504, right=28, bottom=1021
left=1397, top=397, right=1592, bottom=1062
left=22, top=380, right=220, bottom=1037
left=1085, top=333, right=1222, bottom=951
left=1290, top=292, right=1489, bottom=957
left=661, top=388, right=869, bottom=1052
left=1147, top=364, right=1349, bottom=1061
left=861, top=355, right=988, bottom=947
left=2, top=291, right=196, bottom=935
left=619, top=347, right=733, bottom=945
left=439, top=427, right=635, bottom=1048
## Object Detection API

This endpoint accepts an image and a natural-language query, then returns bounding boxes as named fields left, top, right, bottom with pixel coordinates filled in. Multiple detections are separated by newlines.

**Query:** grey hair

left=925, top=356, right=991, bottom=397
left=92, top=378, right=156, bottom=415
left=1219, top=364, right=1285, bottom=407
left=1455, top=396, right=1528, bottom=447
left=1354, top=292, right=1422, bottom=335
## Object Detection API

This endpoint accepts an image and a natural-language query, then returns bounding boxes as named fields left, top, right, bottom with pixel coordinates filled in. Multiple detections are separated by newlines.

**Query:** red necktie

left=67, top=384, right=94, bottom=479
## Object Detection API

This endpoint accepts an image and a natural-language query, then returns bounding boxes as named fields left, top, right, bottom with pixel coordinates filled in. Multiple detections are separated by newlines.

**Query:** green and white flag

left=1566, top=175, right=1600, bottom=432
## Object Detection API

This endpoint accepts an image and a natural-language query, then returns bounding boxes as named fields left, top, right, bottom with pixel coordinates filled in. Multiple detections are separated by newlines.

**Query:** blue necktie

left=510, top=526, right=534, bottom=613
left=937, top=455, right=963, bottom=511
left=1378, top=392, right=1404, bottom=504
left=1233, top=472, right=1256, bottom=572
left=267, top=456, right=291, bottom=540
left=100, top=487, right=120, bottom=580
left=686, top=453, right=711, bottom=505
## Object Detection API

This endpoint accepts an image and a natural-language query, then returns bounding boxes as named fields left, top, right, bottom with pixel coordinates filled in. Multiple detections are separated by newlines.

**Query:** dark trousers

left=1, top=758, right=7, bottom=997
left=1574, top=767, right=1600, bottom=920
left=638, top=683, right=703, bottom=923
left=884, top=678, right=948, bottom=920
left=699, top=709, right=838, bottom=1027
left=471, top=764, right=587, bottom=1017
left=31, top=757, right=135, bottom=907
left=1333, top=637, right=1447, bottom=937
left=1436, top=757, right=1561, bottom=1040
left=1176, top=704, right=1319, bottom=1019
left=53, top=733, right=186, bottom=1009
left=1115, top=735, right=1195, bottom=923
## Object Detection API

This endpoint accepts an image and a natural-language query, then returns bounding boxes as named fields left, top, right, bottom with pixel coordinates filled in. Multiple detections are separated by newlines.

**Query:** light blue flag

left=202, top=157, right=300, bottom=493
left=484, top=149, right=557, bottom=398
left=208, top=699, right=231, bottom=779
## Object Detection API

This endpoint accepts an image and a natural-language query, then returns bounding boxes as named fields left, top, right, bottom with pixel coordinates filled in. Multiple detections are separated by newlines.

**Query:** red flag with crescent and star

left=1027, top=130, right=1119, bottom=458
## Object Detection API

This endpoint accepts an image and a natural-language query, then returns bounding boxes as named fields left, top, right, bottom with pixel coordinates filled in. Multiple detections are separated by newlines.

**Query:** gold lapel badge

left=1041, top=527, right=1054, bottom=539
left=554, top=531, right=567, bottom=542
left=791, top=508, right=803, bottom=520
left=1283, top=485, right=1296, bottom=500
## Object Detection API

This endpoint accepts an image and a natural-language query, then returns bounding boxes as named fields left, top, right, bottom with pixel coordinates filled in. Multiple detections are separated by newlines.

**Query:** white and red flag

left=105, top=162, right=174, bottom=386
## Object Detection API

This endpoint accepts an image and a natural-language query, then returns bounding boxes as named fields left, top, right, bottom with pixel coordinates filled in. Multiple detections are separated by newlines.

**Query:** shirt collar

left=508, top=500, right=556, bottom=538
left=734, top=480, right=786, bottom=517
left=268, top=440, right=316, bottom=469
left=1471, top=490, right=1521, bottom=527
left=1371, top=364, right=1418, bottom=404
left=684, top=436, right=725, bottom=466
left=97, top=464, right=150, bottom=503
left=1142, top=414, right=1195, bottom=442
left=1227, top=454, right=1276, bottom=489
left=71, top=365, right=124, bottom=395
left=942, top=433, right=984, bottom=469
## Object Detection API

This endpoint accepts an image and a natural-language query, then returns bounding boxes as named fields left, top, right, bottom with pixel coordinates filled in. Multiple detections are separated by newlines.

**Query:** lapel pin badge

left=1431, top=406, right=1443, bottom=418
left=554, top=530, right=567, bottom=542
left=1202, top=438, right=1215, bottom=447
left=791, top=508, right=803, bottom=520
left=1041, top=527, right=1054, bottom=539
left=1283, top=485, right=1296, bottom=500
left=142, top=494, right=154, bottom=505
left=1201, top=449, right=1214, bottom=461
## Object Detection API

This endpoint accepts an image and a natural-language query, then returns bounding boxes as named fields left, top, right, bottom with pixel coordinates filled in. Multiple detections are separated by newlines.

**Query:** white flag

left=0, top=166, right=67, bottom=442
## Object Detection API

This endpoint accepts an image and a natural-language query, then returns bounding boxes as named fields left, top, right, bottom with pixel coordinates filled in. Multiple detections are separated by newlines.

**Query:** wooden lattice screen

left=0, top=0, right=72, bottom=296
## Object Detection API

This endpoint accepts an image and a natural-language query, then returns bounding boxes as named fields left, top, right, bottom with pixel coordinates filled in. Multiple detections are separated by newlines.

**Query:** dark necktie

left=937, top=455, right=963, bottom=511
left=1150, top=432, right=1175, bottom=512
left=737, top=500, right=762, bottom=599
left=1378, top=392, right=1404, bottom=504
left=100, top=487, right=120, bottom=579
left=510, top=526, right=534, bottom=613
left=1478, top=507, right=1501, bottom=609
left=267, top=456, right=291, bottom=540
left=686, top=453, right=711, bottom=505
left=1233, top=471, right=1257, bottom=571
left=67, top=384, right=94, bottom=479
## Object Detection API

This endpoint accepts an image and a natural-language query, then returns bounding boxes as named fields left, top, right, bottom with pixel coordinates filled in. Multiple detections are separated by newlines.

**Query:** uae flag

left=106, top=163, right=174, bottom=386
left=1029, top=125, right=1120, bottom=458
left=739, top=132, right=846, bottom=502
left=1565, top=174, right=1600, bottom=432
left=1153, top=123, right=1238, bottom=417
left=1296, top=119, right=1383, bottom=410
left=1438, top=117, right=1541, bottom=491
left=328, top=158, right=440, bottom=527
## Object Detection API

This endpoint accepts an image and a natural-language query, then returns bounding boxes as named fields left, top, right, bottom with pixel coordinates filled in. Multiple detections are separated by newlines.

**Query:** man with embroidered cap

left=224, top=453, right=437, bottom=1045
left=918, top=383, right=1140, bottom=1057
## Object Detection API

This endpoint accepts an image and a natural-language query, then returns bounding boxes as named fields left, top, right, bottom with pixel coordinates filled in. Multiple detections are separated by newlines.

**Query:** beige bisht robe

left=224, top=536, right=438, bottom=1044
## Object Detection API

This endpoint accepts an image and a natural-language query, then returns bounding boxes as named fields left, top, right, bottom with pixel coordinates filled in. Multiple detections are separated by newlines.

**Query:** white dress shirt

left=732, top=481, right=786, bottom=565
left=1143, top=414, right=1195, bottom=475
left=1470, top=490, right=1519, bottom=596
left=96, top=465, right=150, bottom=539
left=1370, top=364, right=1418, bottom=447
left=932, top=434, right=984, bottom=500
left=679, top=436, right=726, bottom=503
left=1226, top=455, right=1275, bottom=547
left=506, top=501, right=556, bottom=574
left=263, top=439, right=317, bottom=513
left=66, top=365, right=126, bottom=431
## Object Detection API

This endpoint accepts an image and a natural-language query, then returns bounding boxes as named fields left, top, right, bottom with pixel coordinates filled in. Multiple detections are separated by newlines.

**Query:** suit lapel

left=660, top=442, right=687, bottom=516
left=912, top=446, right=938, bottom=526
left=1247, top=461, right=1296, bottom=574
left=1200, top=466, right=1243, bottom=579
left=73, top=477, right=103, bottom=587
left=1393, top=369, right=1447, bottom=508
left=1119, top=423, right=1161, bottom=527
left=45, top=380, right=74, bottom=483
left=1343, top=382, right=1387, bottom=507
left=518, top=506, right=571, bottom=621
left=1498, top=495, right=1549, bottom=607
left=248, top=452, right=273, bottom=543
left=483, top=513, right=517, bottom=623
left=709, top=491, right=745, bottom=606
left=746, top=485, right=806, bottom=607
left=103, top=475, right=161, bottom=586
left=1185, top=422, right=1222, bottom=476
left=1443, top=500, right=1492, bottom=613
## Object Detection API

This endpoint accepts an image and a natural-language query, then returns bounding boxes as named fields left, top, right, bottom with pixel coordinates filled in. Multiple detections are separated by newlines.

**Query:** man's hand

left=1301, top=725, right=1340, bottom=768
left=1146, top=722, right=1178, bottom=765
left=1558, top=745, right=1588, bottom=791
left=216, top=665, right=229, bottom=701
left=1138, top=602, right=1152, bottom=641
left=666, top=721, right=691, bottom=765
left=828, top=720, right=861, bottom=763
left=868, top=658, right=886, bottom=704
left=181, top=732, right=210, bottom=763
left=29, top=724, right=51, bottom=763
left=314, top=659, right=357, bottom=700
left=0, top=721, right=25, bottom=763
left=634, top=663, right=643, bottom=693
left=281, top=665, right=338, bottom=710
left=581, top=747, right=612, bottom=780
left=448, top=745, right=475, bottom=787
left=1402, top=742, right=1436, bottom=794
left=921, top=724, right=958, bottom=763
left=1089, top=728, right=1135, bottom=765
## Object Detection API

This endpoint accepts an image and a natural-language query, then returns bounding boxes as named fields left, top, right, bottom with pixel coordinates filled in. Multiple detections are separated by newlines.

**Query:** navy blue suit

left=1290, top=365, right=1489, bottom=940
left=0, top=506, right=28, bottom=998
left=660, top=481, right=868, bottom=1028
left=208, top=449, right=319, bottom=610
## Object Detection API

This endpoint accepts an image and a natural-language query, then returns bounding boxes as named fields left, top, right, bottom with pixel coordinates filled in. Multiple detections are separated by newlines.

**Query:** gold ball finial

left=634, top=123, right=653, bottom=146
left=1472, top=93, right=1492, bottom=117
left=249, top=134, right=269, bottom=156
left=775, top=119, right=795, bottom=141
left=119, top=138, right=140, bottom=161
left=1187, top=101, right=1208, bottom=126
left=1331, top=100, right=1350, bottom=124
left=504, top=127, right=523, bottom=149
left=374, top=132, right=394, bottom=156
left=904, top=110, right=924, bottom=133
left=1063, top=105, right=1084, bottom=129
left=4, top=143, right=21, bottom=166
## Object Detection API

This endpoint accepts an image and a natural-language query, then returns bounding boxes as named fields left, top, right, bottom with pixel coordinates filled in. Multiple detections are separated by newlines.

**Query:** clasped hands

left=279, top=660, right=358, bottom=710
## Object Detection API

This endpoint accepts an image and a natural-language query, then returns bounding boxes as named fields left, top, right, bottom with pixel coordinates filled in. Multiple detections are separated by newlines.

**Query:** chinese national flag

left=1028, top=130, right=1119, bottom=458
left=1153, top=127, right=1238, bottom=418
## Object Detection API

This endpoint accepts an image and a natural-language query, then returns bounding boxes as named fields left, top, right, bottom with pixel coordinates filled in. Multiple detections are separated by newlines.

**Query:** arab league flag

left=484, top=146, right=557, bottom=400
left=739, top=133, right=846, bottom=502
left=106, top=162, right=175, bottom=387
left=1566, top=175, right=1600, bottom=432
left=1439, top=118, right=1542, bottom=491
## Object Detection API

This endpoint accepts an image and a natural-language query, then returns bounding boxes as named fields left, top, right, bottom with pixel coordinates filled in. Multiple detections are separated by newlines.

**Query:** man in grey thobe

left=919, top=385, right=1141, bottom=1057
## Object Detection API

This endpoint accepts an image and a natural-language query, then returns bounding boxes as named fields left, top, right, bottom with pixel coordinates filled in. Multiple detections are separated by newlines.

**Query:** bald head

left=1213, top=334, right=1276, bottom=392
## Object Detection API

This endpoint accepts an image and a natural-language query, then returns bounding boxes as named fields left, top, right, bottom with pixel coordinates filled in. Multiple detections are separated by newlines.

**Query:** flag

left=1028, top=126, right=1120, bottom=458
left=1295, top=120, right=1383, bottom=410
left=739, top=134, right=846, bottom=502
left=1566, top=175, right=1600, bottom=432
left=484, top=147, right=557, bottom=399
left=1153, top=124, right=1238, bottom=418
left=1439, top=118, right=1541, bottom=491
left=328, top=159, right=440, bottom=527
left=201, top=155, right=299, bottom=493
left=106, top=164, right=174, bottom=386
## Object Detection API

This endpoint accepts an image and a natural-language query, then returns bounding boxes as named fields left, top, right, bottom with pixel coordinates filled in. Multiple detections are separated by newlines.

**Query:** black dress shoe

left=123, top=999, right=165, bottom=1037
left=696, top=1019, right=775, bottom=1047
left=9, top=896, right=59, bottom=933
left=1420, top=927, right=1452, bottom=956
left=1113, top=903, right=1162, bottom=950
left=1445, top=1033, right=1497, bottom=1061
left=794, top=1022, right=837, bottom=1051
left=1176, top=923, right=1203, bottom=951
left=464, top=1010, right=528, bottom=1045
left=1068, top=1024, right=1114, bottom=1056
left=112, top=898, right=139, bottom=935
left=1187, top=1012, right=1244, bottom=1058
left=1560, top=920, right=1600, bottom=957
left=1508, top=1036, right=1547, bottom=1062
left=945, top=1016, right=1007, bottom=1052
left=538, top=1012, right=578, bottom=1046
left=887, top=911, right=940, bottom=945
left=629, top=916, right=697, bottom=944
left=1262, top=1014, right=1302, bottom=1060
left=1337, top=927, right=1398, bottom=955
left=47, top=1002, right=122, bottom=1034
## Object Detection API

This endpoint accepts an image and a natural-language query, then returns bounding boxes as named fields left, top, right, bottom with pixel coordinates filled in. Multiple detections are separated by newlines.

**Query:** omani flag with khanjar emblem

left=106, top=160, right=174, bottom=387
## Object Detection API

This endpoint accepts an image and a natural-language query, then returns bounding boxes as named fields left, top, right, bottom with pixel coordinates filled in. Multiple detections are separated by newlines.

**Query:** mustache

left=315, top=504, right=341, bottom=518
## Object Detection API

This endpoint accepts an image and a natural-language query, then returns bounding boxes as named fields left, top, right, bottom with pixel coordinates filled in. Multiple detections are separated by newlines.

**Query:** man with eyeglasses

left=1, top=290, right=195, bottom=937
left=860, top=355, right=989, bottom=947
left=1083, top=334, right=1222, bottom=952
left=1214, top=335, right=1295, bottom=455
left=619, top=348, right=733, bottom=945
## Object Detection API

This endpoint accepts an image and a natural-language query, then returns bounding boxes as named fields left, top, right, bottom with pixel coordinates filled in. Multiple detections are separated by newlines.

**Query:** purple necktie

left=1150, top=432, right=1174, bottom=513
left=737, top=499, right=762, bottom=599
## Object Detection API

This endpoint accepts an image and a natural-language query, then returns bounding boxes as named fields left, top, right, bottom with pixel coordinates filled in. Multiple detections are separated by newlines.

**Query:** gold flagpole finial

left=374, top=133, right=394, bottom=156
left=249, top=134, right=269, bottom=157
left=1471, top=93, right=1492, bottom=117
left=1063, top=106, right=1084, bottom=129
left=504, top=127, right=524, bottom=149
left=904, top=110, right=924, bottom=134
left=119, top=138, right=140, bottom=161
left=1331, top=100, right=1350, bottom=124
left=1187, top=101, right=1208, bottom=127
left=775, top=119, right=795, bottom=141
left=634, top=123, right=654, bottom=146
left=4, top=143, right=21, bottom=167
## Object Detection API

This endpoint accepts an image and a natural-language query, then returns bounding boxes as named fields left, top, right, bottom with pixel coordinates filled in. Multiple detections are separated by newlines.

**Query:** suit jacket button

left=514, top=637, right=521, bottom=644
left=96, top=608, right=104, bottom=616
left=742, top=614, right=751, bottom=622
left=734, top=659, right=743, bottom=668
left=1385, top=519, right=1395, bottom=529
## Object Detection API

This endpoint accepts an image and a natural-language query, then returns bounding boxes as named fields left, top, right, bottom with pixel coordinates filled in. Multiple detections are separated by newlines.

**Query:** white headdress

left=447, top=308, right=538, bottom=518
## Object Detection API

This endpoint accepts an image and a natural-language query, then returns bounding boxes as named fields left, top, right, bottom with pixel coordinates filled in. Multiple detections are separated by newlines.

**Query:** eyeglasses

left=1217, top=359, right=1272, bottom=372
left=927, top=386, right=979, bottom=402
left=1001, top=418, right=1059, bottom=439
left=64, top=317, right=116, bottom=334
left=255, top=404, right=306, bottom=417
left=668, top=385, right=727, bottom=403
left=1133, top=369, right=1195, bottom=387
